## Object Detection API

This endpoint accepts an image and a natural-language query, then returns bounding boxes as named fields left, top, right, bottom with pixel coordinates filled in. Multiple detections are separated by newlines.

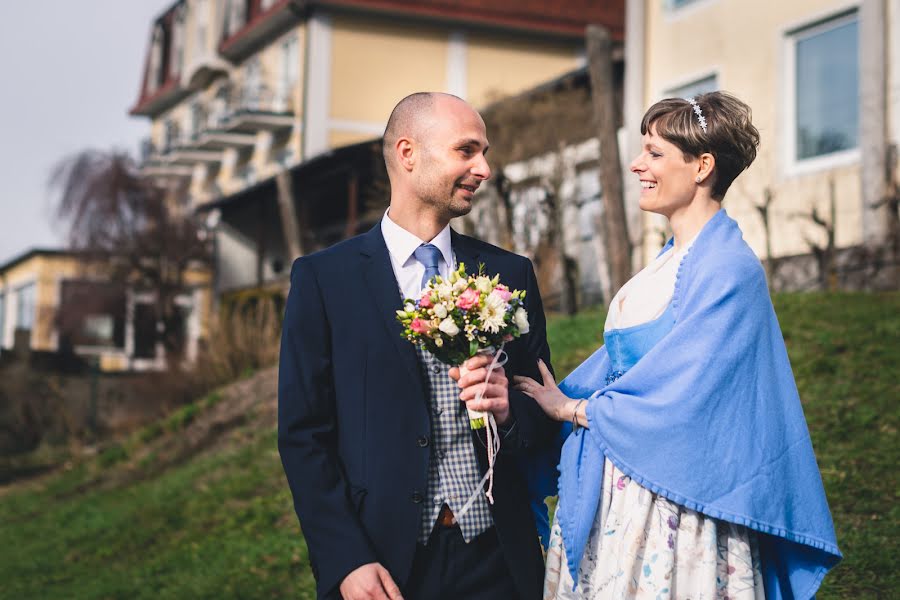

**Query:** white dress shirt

left=380, top=209, right=455, bottom=300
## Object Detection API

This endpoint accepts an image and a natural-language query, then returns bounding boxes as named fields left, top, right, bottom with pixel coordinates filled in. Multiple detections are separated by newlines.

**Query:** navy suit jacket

left=278, top=224, right=557, bottom=599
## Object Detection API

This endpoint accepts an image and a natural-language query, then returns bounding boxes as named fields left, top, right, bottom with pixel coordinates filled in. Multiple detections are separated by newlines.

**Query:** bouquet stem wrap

left=456, top=344, right=506, bottom=513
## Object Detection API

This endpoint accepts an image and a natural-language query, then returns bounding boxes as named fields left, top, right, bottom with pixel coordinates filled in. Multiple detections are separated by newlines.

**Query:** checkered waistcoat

left=416, top=345, right=493, bottom=543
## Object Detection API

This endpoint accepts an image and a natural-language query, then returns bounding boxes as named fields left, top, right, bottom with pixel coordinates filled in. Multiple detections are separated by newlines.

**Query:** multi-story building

left=0, top=249, right=212, bottom=372
left=623, top=0, right=899, bottom=288
left=130, top=0, right=626, bottom=293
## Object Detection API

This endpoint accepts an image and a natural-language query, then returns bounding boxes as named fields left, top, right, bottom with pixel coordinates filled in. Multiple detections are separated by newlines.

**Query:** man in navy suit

left=278, top=92, right=557, bottom=599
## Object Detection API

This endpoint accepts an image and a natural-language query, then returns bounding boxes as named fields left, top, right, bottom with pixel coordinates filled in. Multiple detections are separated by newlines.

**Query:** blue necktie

left=414, top=243, right=442, bottom=289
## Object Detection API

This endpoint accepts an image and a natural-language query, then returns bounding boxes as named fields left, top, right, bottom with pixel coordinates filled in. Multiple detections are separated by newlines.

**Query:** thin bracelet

left=572, top=399, right=587, bottom=432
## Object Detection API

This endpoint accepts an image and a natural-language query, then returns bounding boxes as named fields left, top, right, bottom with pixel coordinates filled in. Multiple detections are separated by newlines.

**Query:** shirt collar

left=380, top=209, right=453, bottom=267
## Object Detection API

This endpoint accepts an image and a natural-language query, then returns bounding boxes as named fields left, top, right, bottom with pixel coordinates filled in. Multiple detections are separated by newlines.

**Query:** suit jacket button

left=411, top=492, right=424, bottom=503
left=416, top=435, right=429, bottom=447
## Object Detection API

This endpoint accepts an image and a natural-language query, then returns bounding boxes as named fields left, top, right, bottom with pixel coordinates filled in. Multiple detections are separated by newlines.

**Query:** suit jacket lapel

left=450, top=229, right=481, bottom=276
left=361, top=225, right=427, bottom=397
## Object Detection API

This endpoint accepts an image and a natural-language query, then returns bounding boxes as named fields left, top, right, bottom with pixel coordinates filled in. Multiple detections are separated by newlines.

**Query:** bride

left=514, top=91, right=841, bottom=600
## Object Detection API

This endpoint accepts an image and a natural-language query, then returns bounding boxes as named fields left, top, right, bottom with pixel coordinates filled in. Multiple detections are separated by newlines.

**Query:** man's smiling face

left=412, top=95, right=491, bottom=220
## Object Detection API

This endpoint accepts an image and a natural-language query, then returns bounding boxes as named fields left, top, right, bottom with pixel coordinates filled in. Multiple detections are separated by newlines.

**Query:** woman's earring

left=695, top=176, right=702, bottom=183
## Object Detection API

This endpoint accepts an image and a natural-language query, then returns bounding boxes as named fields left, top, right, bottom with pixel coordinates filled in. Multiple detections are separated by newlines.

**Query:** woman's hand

left=513, top=359, right=577, bottom=422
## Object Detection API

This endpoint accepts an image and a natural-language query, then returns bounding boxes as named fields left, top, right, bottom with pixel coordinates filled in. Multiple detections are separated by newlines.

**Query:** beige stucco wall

left=466, top=34, right=581, bottom=108
left=330, top=16, right=448, bottom=125
left=640, top=0, right=863, bottom=263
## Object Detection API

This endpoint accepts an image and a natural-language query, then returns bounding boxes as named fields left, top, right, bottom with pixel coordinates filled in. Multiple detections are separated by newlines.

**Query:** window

left=190, top=102, right=207, bottom=139
left=668, top=0, right=702, bottom=9
left=243, top=58, right=261, bottom=109
left=0, top=292, right=6, bottom=347
left=147, top=26, right=164, bottom=94
left=665, top=74, right=718, bottom=100
left=278, top=35, right=299, bottom=111
left=16, top=283, right=36, bottom=330
left=172, top=6, right=186, bottom=76
left=789, top=12, right=858, bottom=163
left=194, top=0, right=208, bottom=57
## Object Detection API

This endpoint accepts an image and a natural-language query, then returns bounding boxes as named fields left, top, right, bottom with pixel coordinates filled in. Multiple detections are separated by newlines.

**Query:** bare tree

left=754, top=187, right=779, bottom=291
left=794, top=177, right=837, bottom=291
left=50, top=150, right=212, bottom=362
left=586, top=24, right=632, bottom=296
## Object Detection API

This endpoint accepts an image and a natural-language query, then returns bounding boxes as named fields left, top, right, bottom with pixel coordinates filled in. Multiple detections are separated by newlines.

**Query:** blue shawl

left=551, top=210, right=841, bottom=599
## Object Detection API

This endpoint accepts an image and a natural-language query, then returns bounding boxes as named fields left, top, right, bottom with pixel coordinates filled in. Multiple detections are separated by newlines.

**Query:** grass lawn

left=0, top=292, right=896, bottom=599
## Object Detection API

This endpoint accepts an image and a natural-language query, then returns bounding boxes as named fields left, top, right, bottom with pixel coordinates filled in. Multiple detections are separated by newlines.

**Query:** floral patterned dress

left=543, top=241, right=765, bottom=600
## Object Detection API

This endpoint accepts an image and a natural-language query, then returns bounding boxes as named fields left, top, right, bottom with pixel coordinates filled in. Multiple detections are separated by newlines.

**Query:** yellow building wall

left=466, top=34, right=580, bottom=108
left=1, top=255, right=85, bottom=351
left=330, top=16, right=448, bottom=125
left=1, top=255, right=213, bottom=362
left=641, top=0, right=862, bottom=263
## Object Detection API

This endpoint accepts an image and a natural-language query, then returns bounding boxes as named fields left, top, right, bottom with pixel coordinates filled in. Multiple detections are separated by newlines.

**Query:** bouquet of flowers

left=395, top=263, right=530, bottom=430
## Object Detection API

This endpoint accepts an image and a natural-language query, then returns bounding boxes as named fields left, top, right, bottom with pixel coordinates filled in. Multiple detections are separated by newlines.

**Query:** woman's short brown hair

left=640, top=91, right=760, bottom=199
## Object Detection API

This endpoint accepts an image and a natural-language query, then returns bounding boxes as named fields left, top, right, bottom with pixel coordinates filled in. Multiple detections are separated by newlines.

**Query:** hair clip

left=687, top=97, right=708, bottom=133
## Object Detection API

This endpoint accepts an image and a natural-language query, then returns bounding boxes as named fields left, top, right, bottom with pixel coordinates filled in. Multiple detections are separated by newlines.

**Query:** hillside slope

left=1, top=293, right=897, bottom=599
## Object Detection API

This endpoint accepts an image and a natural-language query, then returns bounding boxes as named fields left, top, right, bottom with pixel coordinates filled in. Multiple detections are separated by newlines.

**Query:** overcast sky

left=0, top=0, right=172, bottom=265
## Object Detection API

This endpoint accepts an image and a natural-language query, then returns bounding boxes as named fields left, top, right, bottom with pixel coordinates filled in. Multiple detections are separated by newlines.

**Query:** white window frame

left=0, top=291, right=6, bottom=350
left=664, top=0, right=717, bottom=20
left=660, top=70, right=719, bottom=102
left=15, top=281, right=36, bottom=331
left=782, top=8, right=860, bottom=177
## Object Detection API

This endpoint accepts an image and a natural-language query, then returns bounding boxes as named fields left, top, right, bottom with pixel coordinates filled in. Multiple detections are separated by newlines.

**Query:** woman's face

left=630, top=125, right=700, bottom=218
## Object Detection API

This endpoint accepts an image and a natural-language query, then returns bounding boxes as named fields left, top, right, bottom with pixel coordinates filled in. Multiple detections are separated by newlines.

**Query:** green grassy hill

left=1, top=293, right=896, bottom=599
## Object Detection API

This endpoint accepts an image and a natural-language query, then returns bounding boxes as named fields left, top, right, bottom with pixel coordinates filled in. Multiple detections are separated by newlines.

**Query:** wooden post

left=276, top=170, right=304, bottom=260
left=586, top=24, right=632, bottom=298
left=345, top=170, right=359, bottom=239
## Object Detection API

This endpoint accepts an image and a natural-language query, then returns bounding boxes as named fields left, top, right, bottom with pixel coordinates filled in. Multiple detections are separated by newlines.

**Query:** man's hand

left=339, top=563, right=403, bottom=600
left=449, top=354, right=510, bottom=425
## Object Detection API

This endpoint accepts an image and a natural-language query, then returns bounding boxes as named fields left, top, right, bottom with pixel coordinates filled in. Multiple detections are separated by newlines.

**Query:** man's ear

left=397, top=137, right=415, bottom=172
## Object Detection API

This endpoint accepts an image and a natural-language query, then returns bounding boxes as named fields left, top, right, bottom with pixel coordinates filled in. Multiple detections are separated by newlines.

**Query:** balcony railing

left=140, top=83, right=296, bottom=175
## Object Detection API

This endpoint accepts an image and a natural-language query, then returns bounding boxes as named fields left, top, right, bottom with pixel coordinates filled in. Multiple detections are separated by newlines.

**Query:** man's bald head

left=382, top=92, right=466, bottom=171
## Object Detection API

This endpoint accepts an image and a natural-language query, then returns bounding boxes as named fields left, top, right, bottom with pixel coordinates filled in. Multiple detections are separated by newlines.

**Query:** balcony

left=138, top=135, right=219, bottom=179
left=217, top=84, right=295, bottom=134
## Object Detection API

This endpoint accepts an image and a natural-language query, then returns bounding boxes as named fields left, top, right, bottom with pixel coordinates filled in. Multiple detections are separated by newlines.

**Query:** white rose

left=433, top=303, right=448, bottom=319
left=475, top=276, right=493, bottom=294
left=436, top=281, right=454, bottom=299
left=438, top=317, right=460, bottom=337
left=514, top=307, right=529, bottom=334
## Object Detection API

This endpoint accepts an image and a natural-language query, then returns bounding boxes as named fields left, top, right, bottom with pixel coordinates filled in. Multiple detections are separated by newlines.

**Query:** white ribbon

left=455, top=343, right=507, bottom=520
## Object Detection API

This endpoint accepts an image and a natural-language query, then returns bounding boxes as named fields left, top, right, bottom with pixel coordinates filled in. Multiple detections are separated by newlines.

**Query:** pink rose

left=456, top=287, right=480, bottom=310
left=492, top=287, right=512, bottom=302
left=410, top=318, right=430, bottom=334
left=419, top=291, right=433, bottom=308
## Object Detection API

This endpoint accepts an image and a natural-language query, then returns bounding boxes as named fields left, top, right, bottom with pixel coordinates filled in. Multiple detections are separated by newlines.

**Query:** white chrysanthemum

left=479, top=293, right=507, bottom=333
left=433, top=303, right=448, bottom=319
left=475, top=276, right=493, bottom=294
left=514, top=307, right=529, bottom=334
left=438, top=317, right=460, bottom=337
